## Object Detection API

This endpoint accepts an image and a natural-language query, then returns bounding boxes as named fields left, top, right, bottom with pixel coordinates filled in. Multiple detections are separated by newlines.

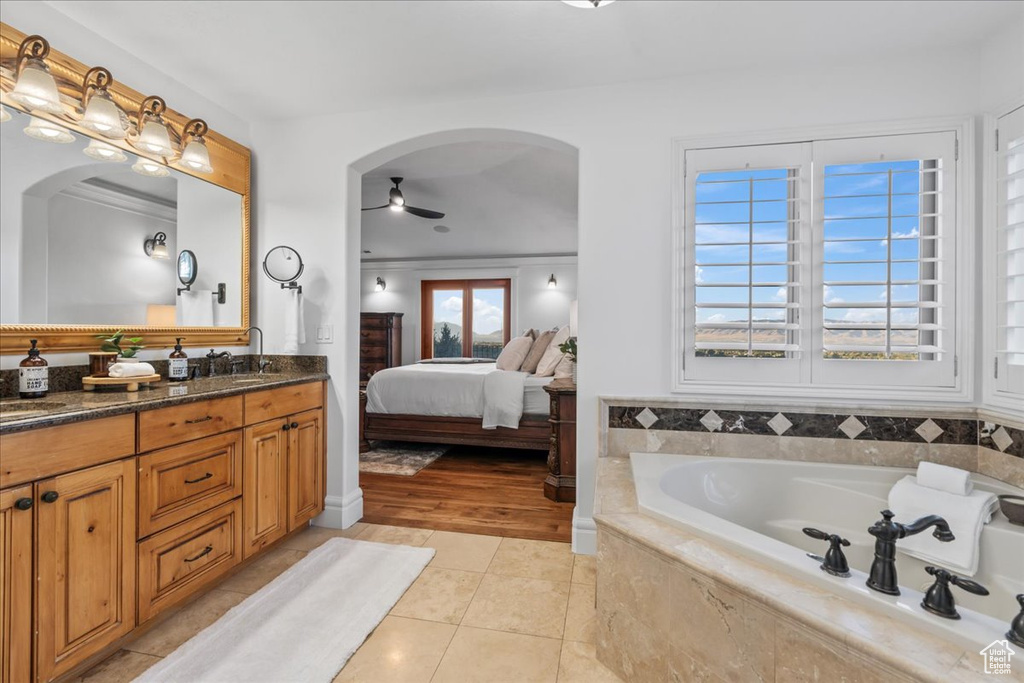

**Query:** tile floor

left=74, top=523, right=621, bottom=683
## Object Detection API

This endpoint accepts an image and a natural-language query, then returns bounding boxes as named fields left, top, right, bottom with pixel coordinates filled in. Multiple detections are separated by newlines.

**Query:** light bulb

left=10, top=57, right=64, bottom=114
left=132, top=158, right=169, bottom=177
left=83, top=138, right=127, bottom=161
left=389, top=204, right=404, bottom=212
left=81, top=90, right=126, bottom=139
left=179, top=138, right=213, bottom=173
left=23, top=117, right=74, bottom=143
left=137, top=117, right=173, bottom=156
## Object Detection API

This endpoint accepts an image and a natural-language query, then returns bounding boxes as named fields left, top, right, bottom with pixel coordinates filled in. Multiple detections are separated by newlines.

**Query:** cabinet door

left=287, top=409, right=324, bottom=531
left=36, top=459, right=136, bottom=683
left=243, top=420, right=288, bottom=558
left=0, top=485, right=33, bottom=683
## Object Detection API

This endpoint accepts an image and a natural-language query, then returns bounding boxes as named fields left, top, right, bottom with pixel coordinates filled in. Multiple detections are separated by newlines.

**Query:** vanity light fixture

left=134, top=95, right=174, bottom=157
left=0, top=105, right=11, bottom=123
left=143, top=231, right=170, bottom=259
left=80, top=67, right=127, bottom=139
left=83, top=138, right=127, bottom=162
left=132, top=158, right=170, bottom=177
left=178, top=118, right=213, bottom=173
left=547, top=273, right=558, bottom=289
left=9, top=35, right=65, bottom=115
left=23, top=116, right=74, bottom=143
left=375, top=277, right=387, bottom=292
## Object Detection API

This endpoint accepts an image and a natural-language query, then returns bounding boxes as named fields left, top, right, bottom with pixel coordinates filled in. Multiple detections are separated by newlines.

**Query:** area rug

left=134, top=538, right=434, bottom=683
left=359, top=440, right=450, bottom=476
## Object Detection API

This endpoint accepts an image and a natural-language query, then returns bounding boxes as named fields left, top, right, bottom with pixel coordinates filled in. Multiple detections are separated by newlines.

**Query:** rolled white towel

left=916, top=461, right=973, bottom=496
left=108, top=362, right=156, bottom=378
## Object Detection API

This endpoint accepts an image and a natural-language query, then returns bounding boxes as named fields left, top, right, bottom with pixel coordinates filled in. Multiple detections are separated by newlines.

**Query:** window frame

left=420, top=278, right=512, bottom=360
left=672, top=117, right=975, bottom=404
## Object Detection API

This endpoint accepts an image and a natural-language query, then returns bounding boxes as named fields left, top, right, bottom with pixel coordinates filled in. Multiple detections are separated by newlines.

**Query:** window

left=420, top=279, right=511, bottom=359
left=995, top=106, right=1024, bottom=396
left=679, top=130, right=959, bottom=390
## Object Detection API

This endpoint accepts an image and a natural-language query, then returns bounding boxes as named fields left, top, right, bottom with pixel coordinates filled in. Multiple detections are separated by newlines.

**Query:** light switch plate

left=317, top=325, right=334, bottom=343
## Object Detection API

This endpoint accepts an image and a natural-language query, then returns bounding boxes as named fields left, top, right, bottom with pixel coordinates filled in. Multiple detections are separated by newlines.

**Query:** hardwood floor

left=359, top=446, right=574, bottom=543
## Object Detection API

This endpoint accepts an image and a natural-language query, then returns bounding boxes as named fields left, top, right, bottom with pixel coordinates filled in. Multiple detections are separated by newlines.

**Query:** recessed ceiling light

left=562, top=0, right=616, bottom=8
left=433, top=225, right=451, bottom=233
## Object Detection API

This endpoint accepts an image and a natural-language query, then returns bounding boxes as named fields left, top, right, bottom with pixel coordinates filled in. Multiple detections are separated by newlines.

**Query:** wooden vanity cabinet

left=0, top=485, right=33, bottom=683
left=287, top=409, right=325, bottom=531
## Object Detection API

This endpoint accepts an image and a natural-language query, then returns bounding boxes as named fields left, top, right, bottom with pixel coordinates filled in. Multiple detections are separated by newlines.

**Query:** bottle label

left=169, top=358, right=188, bottom=379
left=19, top=366, right=48, bottom=393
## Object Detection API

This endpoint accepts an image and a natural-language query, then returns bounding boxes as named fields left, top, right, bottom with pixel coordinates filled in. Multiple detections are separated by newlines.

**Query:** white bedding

left=365, top=363, right=553, bottom=426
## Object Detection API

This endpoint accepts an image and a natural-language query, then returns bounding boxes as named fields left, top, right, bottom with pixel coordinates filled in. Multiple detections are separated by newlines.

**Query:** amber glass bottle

left=19, top=339, right=49, bottom=398
left=168, top=337, right=188, bottom=381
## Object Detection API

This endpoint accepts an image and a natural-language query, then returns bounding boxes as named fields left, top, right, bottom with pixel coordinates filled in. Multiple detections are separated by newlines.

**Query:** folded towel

left=283, top=289, right=305, bottom=354
left=889, top=475, right=998, bottom=576
left=108, top=362, right=156, bottom=378
left=916, top=462, right=974, bottom=496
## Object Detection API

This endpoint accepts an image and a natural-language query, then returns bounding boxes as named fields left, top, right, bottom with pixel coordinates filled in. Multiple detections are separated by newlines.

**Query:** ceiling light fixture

left=547, top=274, right=558, bottom=289
left=178, top=118, right=213, bottom=173
left=132, top=158, right=170, bottom=177
left=23, top=116, right=74, bottom=143
left=83, top=138, right=127, bottom=162
left=134, top=95, right=174, bottom=157
left=375, top=277, right=387, bottom=292
left=80, top=66, right=127, bottom=139
left=561, top=0, right=616, bottom=8
left=9, top=35, right=64, bottom=114
left=143, top=231, right=170, bottom=259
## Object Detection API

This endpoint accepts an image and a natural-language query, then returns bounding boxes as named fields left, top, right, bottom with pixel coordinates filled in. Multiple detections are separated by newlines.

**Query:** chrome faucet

left=245, top=326, right=271, bottom=374
left=205, top=349, right=233, bottom=377
left=866, top=509, right=955, bottom=595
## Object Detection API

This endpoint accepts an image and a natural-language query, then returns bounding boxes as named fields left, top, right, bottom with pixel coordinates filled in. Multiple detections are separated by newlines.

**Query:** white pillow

left=495, top=335, right=534, bottom=371
left=535, top=325, right=570, bottom=377
left=553, top=354, right=574, bottom=379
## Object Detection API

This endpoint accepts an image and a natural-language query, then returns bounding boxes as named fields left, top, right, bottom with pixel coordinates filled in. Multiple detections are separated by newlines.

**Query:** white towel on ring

left=108, top=362, right=156, bottom=378
left=283, top=289, right=305, bottom=354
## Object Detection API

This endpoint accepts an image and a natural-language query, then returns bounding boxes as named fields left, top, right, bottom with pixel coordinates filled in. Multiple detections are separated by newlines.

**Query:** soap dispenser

left=168, top=338, right=188, bottom=382
left=19, top=339, right=49, bottom=398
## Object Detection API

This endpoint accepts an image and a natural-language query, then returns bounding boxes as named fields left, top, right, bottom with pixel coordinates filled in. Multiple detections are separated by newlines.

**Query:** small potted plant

left=97, top=330, right=145, bottom=363
left=558, top=337, right=577, bottom=383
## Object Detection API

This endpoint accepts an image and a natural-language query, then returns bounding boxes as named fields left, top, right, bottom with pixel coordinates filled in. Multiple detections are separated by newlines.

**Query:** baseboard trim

left=316, top=488, right=364, bottom=529
left=572, top=508, right=597, bottom=555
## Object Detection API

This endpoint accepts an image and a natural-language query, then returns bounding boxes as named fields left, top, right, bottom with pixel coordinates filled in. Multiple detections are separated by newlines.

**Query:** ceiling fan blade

left=403, top=205, right=445, bottom=219
left=361, top=205, right=390, bottom=211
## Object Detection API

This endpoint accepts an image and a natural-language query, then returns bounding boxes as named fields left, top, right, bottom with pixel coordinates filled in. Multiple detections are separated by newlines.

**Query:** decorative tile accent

left=699, top=410, right=724, bottom=432
left=991, top=427, right=1013, bottom=453
left=767, top=413, right=793, bottom=436
left=635, top=408, right=659, bottom=430
left=838, top=416, right=866, bottom=440
left=914, top=418, right=944, bottom=444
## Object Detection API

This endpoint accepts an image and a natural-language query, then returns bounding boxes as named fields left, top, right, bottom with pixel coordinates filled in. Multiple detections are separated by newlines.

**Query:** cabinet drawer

left=360, top=344, right=387, bottom=362
left=137, top=499, right=242, bottom=623
left=0, top=414, right=135, bottom=488
left=139, top=396, right=243, bottom=452
left=138, top=431, right=243, bottom=538
left=244, top=382, right=322, bottom=425
left=360, top=328, right=388, bottom=344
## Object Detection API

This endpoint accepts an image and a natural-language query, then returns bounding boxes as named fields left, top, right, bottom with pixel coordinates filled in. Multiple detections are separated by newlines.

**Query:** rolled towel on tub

left=916, top=461, right=973, bottom=496
left=108, top=362, right=156, bottom=378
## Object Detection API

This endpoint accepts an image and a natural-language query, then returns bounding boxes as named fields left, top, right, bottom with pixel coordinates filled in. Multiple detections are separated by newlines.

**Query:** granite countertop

left=0, top=371, right=330, bottom=434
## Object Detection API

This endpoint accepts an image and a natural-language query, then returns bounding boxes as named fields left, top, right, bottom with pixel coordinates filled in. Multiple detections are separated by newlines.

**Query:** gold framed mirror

left=0, top=22, right=250, bottom=353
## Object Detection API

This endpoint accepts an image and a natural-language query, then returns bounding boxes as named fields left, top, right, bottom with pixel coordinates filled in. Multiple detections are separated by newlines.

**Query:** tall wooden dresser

left=360, top=312, right=403, bottom=381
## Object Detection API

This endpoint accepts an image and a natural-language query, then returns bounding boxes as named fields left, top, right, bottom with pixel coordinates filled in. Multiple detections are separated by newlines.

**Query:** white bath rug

left=134, top=538, right=434, bottom=683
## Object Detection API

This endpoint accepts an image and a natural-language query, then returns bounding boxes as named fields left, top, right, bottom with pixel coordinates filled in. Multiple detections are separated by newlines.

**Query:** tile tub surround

left=593, top=458, right=1019, bottom=683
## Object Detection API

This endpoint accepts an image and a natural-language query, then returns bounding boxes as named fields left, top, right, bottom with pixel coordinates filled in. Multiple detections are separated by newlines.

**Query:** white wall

left=361, top=256, right=577, bottom=365
left=251, top=45, right=1003, bottom=550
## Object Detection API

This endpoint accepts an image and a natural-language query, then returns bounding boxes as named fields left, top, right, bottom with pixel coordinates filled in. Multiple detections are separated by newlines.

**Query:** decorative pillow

left=520, top=329, right=556, bottom=374
left=495, top=335, right=534, bottom=371
left=553, top=354, right=574, bottom=379
left=535, top=325, right=570, bottom=377
left=520, top=328, right=538, bottom=340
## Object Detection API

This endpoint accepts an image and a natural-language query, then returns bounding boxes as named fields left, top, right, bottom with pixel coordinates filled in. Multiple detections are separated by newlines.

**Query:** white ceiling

left=36, top=0, right=1020, bottom=122
left=361, top=141, right=577, bottom=261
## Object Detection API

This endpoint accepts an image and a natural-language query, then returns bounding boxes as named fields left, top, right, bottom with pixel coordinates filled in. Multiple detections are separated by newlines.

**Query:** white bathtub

left=630, top=453, right=1024, bottom=651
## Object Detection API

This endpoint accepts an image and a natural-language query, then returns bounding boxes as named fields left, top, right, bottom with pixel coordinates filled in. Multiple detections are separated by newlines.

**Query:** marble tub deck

left=593, top=457, right=1023, bottom=683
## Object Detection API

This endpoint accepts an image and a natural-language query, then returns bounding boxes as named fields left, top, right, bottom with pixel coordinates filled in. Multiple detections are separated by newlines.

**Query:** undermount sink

left=0, top=400, right=67, bottom=418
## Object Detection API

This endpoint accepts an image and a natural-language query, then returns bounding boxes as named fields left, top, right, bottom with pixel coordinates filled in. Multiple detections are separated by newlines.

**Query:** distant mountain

left=433, top=321, right=462, bottom=337
left=432, top=322, right=503, bottom=342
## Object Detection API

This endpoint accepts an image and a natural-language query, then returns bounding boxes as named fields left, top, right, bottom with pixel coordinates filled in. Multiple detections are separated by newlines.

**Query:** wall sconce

left=83, top=138, right=126, bottom=162
left=134, top=95, right=173, bottom=157
left=178, top=118, right=213, bottom=173
left=547, top=273, right=558, bottom=289
left=9, top=35, right=64, bottom=115
left=80, top=66, right=127, bottom=139
left=23, top=116, right=74, bottom=143
left=0, top=105, right=11, bottom=123
left=143, top=231, right=170, bottom=259
left=375, top=277, right=387, bottom=292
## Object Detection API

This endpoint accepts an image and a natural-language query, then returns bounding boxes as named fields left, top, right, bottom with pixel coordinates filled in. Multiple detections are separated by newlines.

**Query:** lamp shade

left=83, top=138, right=127, bottom=162
left=132, top=158, right=169, bottom=177
left=23, top=116, right=74, bottom=143
left=0, top=105, right=11, bottom=123
left=179, top=138, right=213, bottom=173
left=137, top=117, right=173, bottom=156
left=81, top=90, right=126, bottom=139
left=9, top=58, right=64, bottom=114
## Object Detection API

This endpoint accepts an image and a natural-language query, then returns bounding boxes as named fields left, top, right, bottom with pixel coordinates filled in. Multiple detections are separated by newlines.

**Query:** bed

left=360, top=362, right=554, bottom=450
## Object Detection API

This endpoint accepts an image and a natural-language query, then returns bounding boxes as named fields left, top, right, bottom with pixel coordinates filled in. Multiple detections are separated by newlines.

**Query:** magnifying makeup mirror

left=263, top=246, right=304, bottom=292
left=177, top=250, right=198, bottom=295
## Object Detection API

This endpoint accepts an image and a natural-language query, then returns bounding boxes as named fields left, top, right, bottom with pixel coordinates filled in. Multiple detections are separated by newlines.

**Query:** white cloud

left=472, top=297, right=504, bottom=334
left=824, top=285, right=843, bottom=304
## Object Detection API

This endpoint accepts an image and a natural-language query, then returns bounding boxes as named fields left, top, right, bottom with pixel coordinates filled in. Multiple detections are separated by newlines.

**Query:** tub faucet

left=206, top=349, right=233, bottom=377
left=866, top=509, right=955, bottom=596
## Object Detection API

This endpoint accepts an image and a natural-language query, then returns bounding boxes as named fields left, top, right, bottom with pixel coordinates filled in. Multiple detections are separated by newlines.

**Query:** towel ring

left=263, top=245, right=304, bottom=294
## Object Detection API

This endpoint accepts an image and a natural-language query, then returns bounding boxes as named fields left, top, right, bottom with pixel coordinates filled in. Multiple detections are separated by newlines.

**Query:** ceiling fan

left=362, top=177, right=445, bottom=219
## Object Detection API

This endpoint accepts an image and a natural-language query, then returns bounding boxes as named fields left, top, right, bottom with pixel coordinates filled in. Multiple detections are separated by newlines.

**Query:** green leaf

left=99, top=342, right=120, bottom=352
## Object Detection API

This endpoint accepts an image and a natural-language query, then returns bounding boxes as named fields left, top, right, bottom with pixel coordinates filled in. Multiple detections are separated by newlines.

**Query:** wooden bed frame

left=360, top=405, right=551, bottom=451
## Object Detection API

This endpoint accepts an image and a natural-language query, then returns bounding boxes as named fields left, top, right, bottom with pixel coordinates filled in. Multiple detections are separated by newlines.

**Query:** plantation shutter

left=996, top=105, right=1024, bottom=394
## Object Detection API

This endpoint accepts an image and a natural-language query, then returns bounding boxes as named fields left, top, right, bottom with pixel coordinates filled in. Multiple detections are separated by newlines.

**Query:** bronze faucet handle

left=922, top=566, right=989, bottom=620
left=803, top=527, right=851, bottom=577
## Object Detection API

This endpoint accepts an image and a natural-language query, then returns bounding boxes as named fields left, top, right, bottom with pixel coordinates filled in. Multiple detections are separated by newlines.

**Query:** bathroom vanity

left=0, top=374, right=328, bottom=682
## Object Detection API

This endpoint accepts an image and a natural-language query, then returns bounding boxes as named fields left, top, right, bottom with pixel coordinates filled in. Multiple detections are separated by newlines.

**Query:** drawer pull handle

left=290, top=422, right=299, bottom=429
left=184, top=472, right=213, bottom=484
left=41, top=491, right=59, bottom=504
left=282, top=423, right=291, bottom=431
left=14, top=497, right=33, bottom=511
left=185, top=415, right=214, bottom=424
left=184, top=545, right=214, bottom=563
